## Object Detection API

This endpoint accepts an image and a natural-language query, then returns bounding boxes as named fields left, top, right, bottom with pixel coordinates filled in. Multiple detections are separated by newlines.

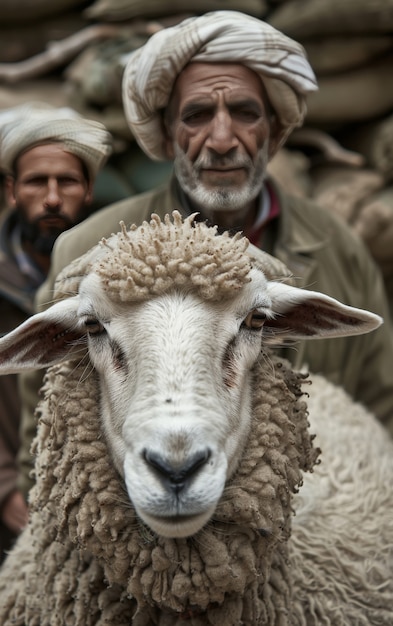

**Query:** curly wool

left=52, top=212, right=290, bottom=304
left=0, top=353, right=314, bottom=626
left=97, top=212, right=251, bottom=303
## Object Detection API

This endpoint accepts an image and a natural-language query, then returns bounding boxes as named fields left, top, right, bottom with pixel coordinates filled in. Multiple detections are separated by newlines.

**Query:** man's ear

left=5, top=174, right=17, bottom=208
left=85, top=179, right=94, bottom=206
left=163, top=126, right=175, bottom=160
left=165, top=138, right=175, bottom=160
left=268, top=116, right=288, bottom=159
left=161, top=109, right=175, bottom=160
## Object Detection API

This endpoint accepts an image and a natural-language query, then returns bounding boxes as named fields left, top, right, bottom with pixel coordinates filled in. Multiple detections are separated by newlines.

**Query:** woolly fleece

left=0, top=354, right=315, bottom=625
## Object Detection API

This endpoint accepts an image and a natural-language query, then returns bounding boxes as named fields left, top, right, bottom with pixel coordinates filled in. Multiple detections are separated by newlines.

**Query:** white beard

left=173, top=143, right=269, bottom=214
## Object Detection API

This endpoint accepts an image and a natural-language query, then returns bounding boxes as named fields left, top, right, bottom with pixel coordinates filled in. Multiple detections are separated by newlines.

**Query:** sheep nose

left=143, top=449, right=211, bottom=494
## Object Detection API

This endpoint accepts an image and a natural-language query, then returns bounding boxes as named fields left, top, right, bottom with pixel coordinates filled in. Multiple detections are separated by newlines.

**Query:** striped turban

left=122, top=10, right=318, bottom=161
left=0, top=103, right=113, bottom=179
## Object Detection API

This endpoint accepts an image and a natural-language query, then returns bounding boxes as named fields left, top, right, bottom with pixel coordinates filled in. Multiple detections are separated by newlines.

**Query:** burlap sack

left=85, top=0, right=267, bottom=21
left=268, top=0, right=393, bottom=38
left=305, top=51, right=393, bottom=125
left=303, top=36, right=393, bottom=75
left=310, top=164, right=385, bottom=224
left=353, top=186, right=393, bottom=272
left=343, top=114, right=393, bottom=182
left=354, top=187, right=393, bottom=320
left=65, top=34, right=148, bottom=107
left=0, top=79, right=68, bottom=111
left=0, top=12, right=89, bottom=63
left=0, top=0, right=86, bottom=23
left=0, top=79, right=131, bottom=143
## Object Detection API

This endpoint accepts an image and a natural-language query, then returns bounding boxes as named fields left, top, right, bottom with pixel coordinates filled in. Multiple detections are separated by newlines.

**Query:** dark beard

left=22, top=227, right=61, bottom=255
left=17, top=206, right=90, bottom=256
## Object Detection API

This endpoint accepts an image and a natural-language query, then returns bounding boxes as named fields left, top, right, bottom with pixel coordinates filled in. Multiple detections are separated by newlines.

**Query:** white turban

left=0, top=103, right=113, bottom=179
left=122, top=10, right=318, bottom=161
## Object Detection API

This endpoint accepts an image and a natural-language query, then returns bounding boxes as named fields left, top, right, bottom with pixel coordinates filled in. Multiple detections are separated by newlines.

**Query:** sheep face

left=77, top=267, right=272, bottom=538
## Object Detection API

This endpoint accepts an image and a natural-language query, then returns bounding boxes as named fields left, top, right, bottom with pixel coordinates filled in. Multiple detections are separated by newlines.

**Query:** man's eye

left=26, top=177, right=46, bottom=185
left=59, top=177, right=79, bottom=184
left=234, top=109, right=260, bottom=122
left=183, top=110, right=210, bottom=124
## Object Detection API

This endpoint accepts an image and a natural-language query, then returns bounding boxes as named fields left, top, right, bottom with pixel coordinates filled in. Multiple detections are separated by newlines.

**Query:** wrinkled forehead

left=168, top=62, right=270, bottom=116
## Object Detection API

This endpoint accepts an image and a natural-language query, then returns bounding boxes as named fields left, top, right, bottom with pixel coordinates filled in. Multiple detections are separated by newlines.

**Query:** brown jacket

left=17, top=177, right=393, bottom=496
left=0, top=209, right=36, bottom=559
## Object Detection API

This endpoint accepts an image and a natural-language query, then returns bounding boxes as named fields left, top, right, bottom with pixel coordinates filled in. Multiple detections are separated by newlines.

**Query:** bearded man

left=0, top=104, right=112, bottom=562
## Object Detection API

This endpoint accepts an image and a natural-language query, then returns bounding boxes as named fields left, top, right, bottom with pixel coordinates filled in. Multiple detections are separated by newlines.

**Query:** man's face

left=8, top=143, right=93, bottom=254
left=165, top=63, right=280, bottom=224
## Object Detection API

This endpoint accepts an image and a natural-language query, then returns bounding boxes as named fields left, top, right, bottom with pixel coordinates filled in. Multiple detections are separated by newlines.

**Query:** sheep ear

left=264, top=282, right=383, bottom=342
left=0, top=297, right=84, bottom=374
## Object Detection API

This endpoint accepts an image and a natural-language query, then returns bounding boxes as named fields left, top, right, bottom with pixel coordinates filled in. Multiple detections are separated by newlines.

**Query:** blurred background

left=1, top=0, right=393, bottom=309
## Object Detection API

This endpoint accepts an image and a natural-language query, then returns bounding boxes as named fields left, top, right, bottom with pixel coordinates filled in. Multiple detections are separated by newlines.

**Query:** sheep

left=0, top=211, right=392, bottom=626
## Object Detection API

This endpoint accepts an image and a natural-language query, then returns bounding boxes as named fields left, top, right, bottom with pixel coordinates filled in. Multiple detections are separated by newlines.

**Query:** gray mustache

left=195, top=154, right=252, bottom=169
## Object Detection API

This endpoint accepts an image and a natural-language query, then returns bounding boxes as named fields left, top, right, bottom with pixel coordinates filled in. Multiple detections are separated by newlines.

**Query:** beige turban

left=0, top=103, right=113, bottom=179
left=122, top=10, right=318, bottom=161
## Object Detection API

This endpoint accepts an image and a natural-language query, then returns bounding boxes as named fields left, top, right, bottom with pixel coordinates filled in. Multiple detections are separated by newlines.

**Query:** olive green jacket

left=17, top=177, right=393, bottom=496
left=0, top=210, right=34, bottom=544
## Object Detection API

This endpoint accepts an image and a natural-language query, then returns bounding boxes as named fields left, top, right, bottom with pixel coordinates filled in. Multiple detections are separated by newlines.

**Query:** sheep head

left=0, top=212, right=382, bottom=541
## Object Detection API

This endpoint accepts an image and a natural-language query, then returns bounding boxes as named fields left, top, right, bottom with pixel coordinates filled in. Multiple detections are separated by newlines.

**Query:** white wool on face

left=0, top=103, right=113, bottom=179
left=122, top=10, right=318, bottom=161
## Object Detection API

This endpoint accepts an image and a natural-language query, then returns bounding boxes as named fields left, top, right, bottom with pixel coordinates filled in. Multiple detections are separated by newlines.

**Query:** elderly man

left=0, top=104, right=112, bottom=562
left=19, top=11, right=393, bottom=503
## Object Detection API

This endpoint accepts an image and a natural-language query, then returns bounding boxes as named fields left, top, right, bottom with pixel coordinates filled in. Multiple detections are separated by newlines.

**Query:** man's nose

left=44, top=180, right=62, bottom=210
left=205, top=111, right=239, bottom=154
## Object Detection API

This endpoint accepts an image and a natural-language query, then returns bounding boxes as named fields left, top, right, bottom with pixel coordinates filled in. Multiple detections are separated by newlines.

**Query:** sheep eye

left=84, top=318, right=104, bottom=335
left=242, top=309, right=266, bottom=330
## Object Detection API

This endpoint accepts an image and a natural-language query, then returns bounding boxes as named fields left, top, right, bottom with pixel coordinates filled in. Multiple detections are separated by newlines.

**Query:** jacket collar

left=265, top=177, right=331, bottom=288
